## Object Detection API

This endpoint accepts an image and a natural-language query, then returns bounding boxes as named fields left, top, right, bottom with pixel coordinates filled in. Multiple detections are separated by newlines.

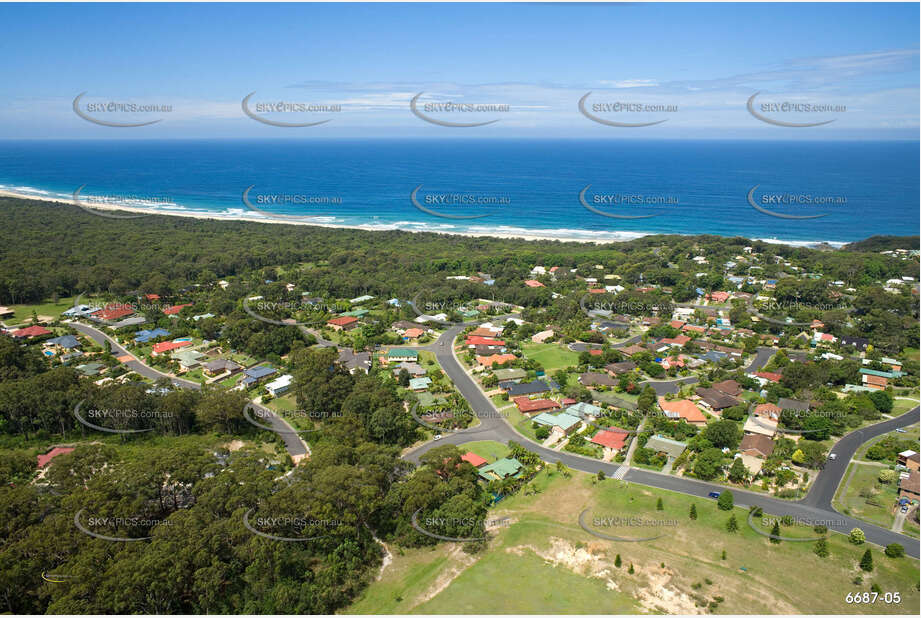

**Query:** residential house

left=566, top=401, right=603, bottom=421
left=10, top=325, right=52, bottom=339
left=151, top=340, right=193, bottom=356
left=524, top=279, right=545, bottom=288
left=778, top=398, right=810, bottom=413
left=532, top=412, right=582, bottom=436
left=75, top=362, right=106, bottom=377
left=92, top=304, right=135, bottom=322
left=387, top=348, right=418, bottom=363
left=531, top=329, right=555, bottom=343
left=43, top=334, right=81, bottom=351
left=392, top=361, right=426, bottom=377
left=477, top=353, right=516, bottom=367
left=408, top=377, right=432, bottom=392
left=739, top=433, right=776, bottom=458
left=461, top=452, right=488, bottom=468
left=514, top=397, right=560, bottom=414
left=579, top=372, right=618, bottom=388
left=478, top=457, right=523, bottom=481
left=840, top=335, right=869, bottom=351
left=503, top=379, right=556, bottom=397
left=172, top=349, right=206, bottom=370
left=338, top=348, right=372, bottom=374
left=493, top=368, right=527, bottom=382
left=712, top=380, right=742, bottom=397
left=265, top=374, right=294, bottom=397
left=695, top=387, right=740, bottom=413
left=591, top=429, right=630, bottom=457
left=899, top=470, right=920, bottom=501
left=328, top=316, right=359, bottom=331
left=898, top=450, right=920, bottom=471
left=744, top=403, right=781, bottom=437
left=657, top=397, right=707, bottom=426
left=645, top=435, right=687, bottom=459
left=163, top=303, right=192, bottom=316
left=605, top=360, right=637, bottom=376
left=203, top=358, right=242, bottom=376
left=134, top=328, right=170, bottom=343
left=240, top=365, right=277, bottom=388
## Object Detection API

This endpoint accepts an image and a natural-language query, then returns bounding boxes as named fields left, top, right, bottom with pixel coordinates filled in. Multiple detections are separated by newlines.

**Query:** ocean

left=0, top=139, right=917, bottom=245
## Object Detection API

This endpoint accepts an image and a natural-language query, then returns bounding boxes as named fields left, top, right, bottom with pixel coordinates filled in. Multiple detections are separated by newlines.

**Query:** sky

left=0, top=2, right=917, bottom=139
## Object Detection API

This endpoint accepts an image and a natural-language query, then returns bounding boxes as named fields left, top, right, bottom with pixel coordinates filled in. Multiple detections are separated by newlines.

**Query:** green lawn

left=349, top=468, right=919, bottom=614
left=3, top=296, right=76, bottom=324
left=834, top=463, right=900, bottom=529
left=463, top=440, right=510, bottom=463
left=521, top=343, right=580, bottom=372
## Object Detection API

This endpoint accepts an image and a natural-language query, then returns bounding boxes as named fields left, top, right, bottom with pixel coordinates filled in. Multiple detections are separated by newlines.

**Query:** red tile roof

left=661, top=335, right=691, bottom=346
left=754, top=371, right=783, bottom=383
left=461, top=452, right=488, bottom=468
left=658, top=397, right=707, bottom=423
left=163, top=303, right=191, bottom=315
left=37, top=446, right=74, bottom=468
left=514, top=397, right=560, bottom=413
left=589, top=349, right=603, bottom=356
left=152, top=340, right=193, bottom=354
left=669, top=320, right=686, bottom=329
left=591, top=429, right=629, bottom=450
left=93, top=304, right=135, bottom=321
left=477, top=353, right=516, bottom=367
left=524, top=279, right=545, bottom=288
left=328, top=316, right=359, bottom=327
left=11, top=325, right=52, bottom=338
left=706, top=291, right=730, bottom=302
left=466, top=336, right=506, bottom=346
left=145, top=293, right=161, bottom=300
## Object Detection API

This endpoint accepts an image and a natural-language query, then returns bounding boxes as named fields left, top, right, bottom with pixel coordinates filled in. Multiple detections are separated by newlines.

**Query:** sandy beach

left=0, top=188, right=637, bottom=245
left=0, top=188, right=843, bottom=249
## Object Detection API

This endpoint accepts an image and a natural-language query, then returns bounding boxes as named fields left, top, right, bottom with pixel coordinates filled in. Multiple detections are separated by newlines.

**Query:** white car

left=828, top=453, right=837, bottom=461
left=433, top=434, right=442, bottom=441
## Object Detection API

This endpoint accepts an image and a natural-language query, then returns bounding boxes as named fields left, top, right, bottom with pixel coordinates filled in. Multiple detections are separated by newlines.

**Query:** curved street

left=70, top=318, right=919, bottom=556
left=68, top=321, right=309, bottom=459
left=405, top=320, right=920, bottom=557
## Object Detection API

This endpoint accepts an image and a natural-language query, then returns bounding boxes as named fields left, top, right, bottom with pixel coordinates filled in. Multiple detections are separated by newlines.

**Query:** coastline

left=0, top=188, right=847, bottom=249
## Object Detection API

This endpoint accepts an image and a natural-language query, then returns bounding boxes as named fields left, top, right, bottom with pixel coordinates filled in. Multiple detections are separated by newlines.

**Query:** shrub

left=885, top=543, right=904, bottom=558
left=849, top=528, right=866, bottom=545
left=717, top=490, right=734, bottom=511
left=859, top=548, right=873, bottom=572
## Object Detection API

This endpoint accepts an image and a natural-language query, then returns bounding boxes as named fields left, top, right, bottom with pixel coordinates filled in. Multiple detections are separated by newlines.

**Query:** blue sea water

left=0, top=139, right=917, bottom=245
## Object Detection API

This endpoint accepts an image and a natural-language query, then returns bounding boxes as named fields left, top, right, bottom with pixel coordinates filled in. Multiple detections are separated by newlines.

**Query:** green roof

left=859, top=368, right=899, bottom=378
left=387, top=348, right=418, bottom=359
left=645, top=435, right=687, bottom=459
left=494, top=368, right=527, bottom=381
left=478, top=457, right=523, bottom=480
left=75, top=362, right=105, bottom=376
left=532, top=412, right=582, bottom=431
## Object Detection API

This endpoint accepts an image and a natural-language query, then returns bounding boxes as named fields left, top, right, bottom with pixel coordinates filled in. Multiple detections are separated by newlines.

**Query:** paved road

left=639, top=376, right=699, bottom=396
left=745, top=346, right=776, bottom=373
left=404, top=320, right=921, bottom=557
left=68, top=321, right=309, bottom=458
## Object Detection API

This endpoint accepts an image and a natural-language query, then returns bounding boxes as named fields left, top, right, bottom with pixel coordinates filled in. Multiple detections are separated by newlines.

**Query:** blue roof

left=134, top=328, right=170, bottom=343
left=244, top=365, right=277, bottom=379
left=46, top=334, right=80, bottom=349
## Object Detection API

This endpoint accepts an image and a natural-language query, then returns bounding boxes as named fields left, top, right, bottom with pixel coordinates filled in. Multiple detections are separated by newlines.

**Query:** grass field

left=835, top=463, right=901, bottom=529
left=347, top=468, right=920, bottom=614
left=521, top=343, right=580, bottom=372
left=2, top=296, right=76, bottom=324
left=463, top=440, right=510, bottom=463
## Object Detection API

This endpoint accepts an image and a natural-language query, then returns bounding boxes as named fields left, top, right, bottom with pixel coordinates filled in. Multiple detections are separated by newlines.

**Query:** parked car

left=433, top=434, right=442, bottom=441
left=708, top=491, right=721, bottom=499
left=901, top=505, right=909, bottom=513
left=896, top=428, right=906, bottom=433
left=828, top=453, right=837, bottom=461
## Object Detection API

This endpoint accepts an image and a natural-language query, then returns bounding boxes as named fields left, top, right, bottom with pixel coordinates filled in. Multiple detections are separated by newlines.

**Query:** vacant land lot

left=521, top=343, right=580, bottom=372
left=347, top=468, right=919, bottom=614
